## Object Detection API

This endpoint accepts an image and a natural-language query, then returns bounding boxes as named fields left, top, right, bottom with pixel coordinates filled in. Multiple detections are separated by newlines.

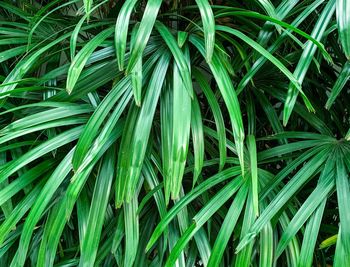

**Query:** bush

left=0, top=0, right=349, bottom=266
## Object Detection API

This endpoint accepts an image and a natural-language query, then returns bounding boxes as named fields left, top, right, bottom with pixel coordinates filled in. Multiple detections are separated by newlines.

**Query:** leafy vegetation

left=0, top=0, right=349, bottom=266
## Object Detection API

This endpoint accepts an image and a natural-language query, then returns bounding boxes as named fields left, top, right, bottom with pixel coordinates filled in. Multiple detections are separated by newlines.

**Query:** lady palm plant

left=0, top=0, right=349, bottom=266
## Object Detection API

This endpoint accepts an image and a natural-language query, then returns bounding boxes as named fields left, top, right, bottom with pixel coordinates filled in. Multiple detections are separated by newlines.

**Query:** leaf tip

left=282, top=110, right=291, bottom=127
left=118, top=65, right=124, bottom=72
left=325, top=102, right=331, bottom=110
left=115, top=200, right=123, bottom=209
left=135, top=99, right=141, bottom=107
left=205, top=54, right=212, bottom=64
left=66, top=87, right=73, bottom=95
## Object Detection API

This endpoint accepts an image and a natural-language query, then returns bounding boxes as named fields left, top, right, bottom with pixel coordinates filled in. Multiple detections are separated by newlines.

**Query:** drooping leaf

left=283, top=0, right=336, bottom=125
left=336, top=0, right=350, bottom=58
left=126, top=0, right=163, bottom=74
left=67, top=27, right=114, bottom=94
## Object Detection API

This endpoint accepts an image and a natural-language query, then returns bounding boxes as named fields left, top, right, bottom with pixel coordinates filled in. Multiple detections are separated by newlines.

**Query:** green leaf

left=234, top=189, right=256, bottom=267
left=278, top=210, right=300, bottom=266
left=320, top=234, right=338, bottom=249
left=124, top=192, right=139, bottom=267
left=2, top=1, right=350, bottom=265
left=275, top=157, right=335, bottom=258
left=83, top=0, right=93, bottom=20
left=77, top=187, right=89, bottom=245
left=193, top=68, right=227, bottom=171
left=297, top=199, right=327, bottom=267
left=236, top=0, right=326, bottom=93
left=254, top=89, right=284, bottom=139
left=258, top=140, right=324, bottom=161
left=0, top=2, right=30, bottom=21
left=79, top=147, right=116, bottom=266
left=217, top=25, right=311, bottom=111
left=325, top=61, right=350, bottom=109
left=258, top=0, right=277, bottom=17
left=115, top=52, right=171, bottom=206
left=247, top=135, right=259, bottom=216
left=38, top=165, right=95, bottom=267
left=115, top=104, right=140, bottom=208
left=27, top=0, right=79, bottom=48
left=142, top=159, right=167, bottom=222
left=0, top=183, right=43, bottom=246
left=335, top=149, right=350, bottom=257
left=168, top=62, right=192, bottom=200
left=346, top=128, right=350, bottom=140
left=246, top=91, right=256, bottom=135
left=216, top=9, right=331, bottom=62
left=191, top=94, right=204, bottom=186
left=0, top=161, right=54, bottom=207
left=9, top=150, right=74, bottom=267
left=73, top=117, right=124, bottom=178
left=259, top=215, right=274, bottom=267
left=194, top=0, right=215, bottom=62
left=164, top=177, right=244, bottom=267
left=70, top=0, right=108, bottom=60
left=190, top=35, right=245, bottom=175
left=0, top=105, right=92, bottom=135
left=0, top=117, right=86, bottom=146
left=237, top=146, right=331, bottom=252
left=37, top=122, right=121, bottom=266
left=0, top=126, right=83, bottom=184
left=66, top=27, right=114, bottom=94
left=111, top=211, right=124, bottom=257
left=0, top=45, right=28, bottom=63
left=260, top=144, right=326, bottom=199
left=155, top=21, right=193, bottom=97
left=0, top=154, right=12, bottom=220
left=161, top=80, right=173, bottom=205
left=146, top=167, right=241, bottom=251
left=207, top=182, right=248, bottom=267
left=334, top=226, right=350, bottom=267
left=283, top=0, right=336, bottom=125
left=72, top=77, right=131, bottom=170
left=130, top=23, right=142, bottom=106
left=114, top=0, right=139, bottom=70
left=336, top=0, right=350, bottom=58
left=177, top=31, right=188, bottom=48
left=126, top=0, right=162, bottom=74
left=0, top=30, right=73, bottom=104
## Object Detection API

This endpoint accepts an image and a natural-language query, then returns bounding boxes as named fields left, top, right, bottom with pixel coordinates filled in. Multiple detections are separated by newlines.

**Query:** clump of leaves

left=0, top=0, right=349, bottom=266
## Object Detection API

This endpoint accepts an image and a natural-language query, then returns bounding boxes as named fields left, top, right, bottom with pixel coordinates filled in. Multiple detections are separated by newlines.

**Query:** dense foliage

left=0, top=0, right=350, bottom=266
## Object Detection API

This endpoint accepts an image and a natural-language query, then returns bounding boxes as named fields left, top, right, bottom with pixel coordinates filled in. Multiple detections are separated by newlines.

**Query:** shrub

left=0, top=0, right=349, bottom=266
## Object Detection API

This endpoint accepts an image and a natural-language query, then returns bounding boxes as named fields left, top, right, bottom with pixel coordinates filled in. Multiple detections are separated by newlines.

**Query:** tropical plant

left=0, top=0, right=349, bottom=266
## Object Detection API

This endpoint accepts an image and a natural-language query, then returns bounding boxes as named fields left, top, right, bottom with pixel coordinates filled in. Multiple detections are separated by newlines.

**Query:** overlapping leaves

left=0, top=1, right=349, bottom=266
